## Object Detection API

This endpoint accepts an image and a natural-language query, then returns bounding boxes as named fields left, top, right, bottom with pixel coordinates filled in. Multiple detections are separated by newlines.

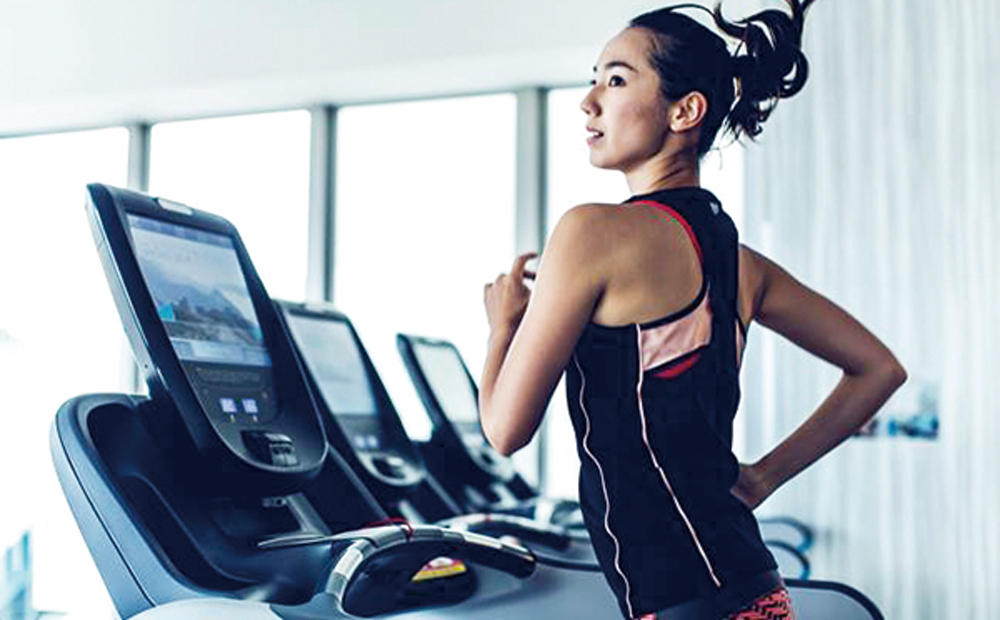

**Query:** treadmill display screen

left=412, top=342, right=480, bottom=424
left=128, top=215, right=271, bottom=368
left=284, top=314, right=378, bottom=417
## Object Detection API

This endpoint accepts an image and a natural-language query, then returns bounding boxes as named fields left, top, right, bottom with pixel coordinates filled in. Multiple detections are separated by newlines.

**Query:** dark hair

left=629, top=0, right=815, bottom=156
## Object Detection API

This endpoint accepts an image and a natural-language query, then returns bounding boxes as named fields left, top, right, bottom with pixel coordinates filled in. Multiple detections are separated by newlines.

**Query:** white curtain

left=737, top=0, right=1000, bottom=618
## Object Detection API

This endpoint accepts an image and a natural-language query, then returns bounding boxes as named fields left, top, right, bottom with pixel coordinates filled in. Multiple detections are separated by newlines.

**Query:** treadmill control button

left=372, top=454, right=407, bottom=478
left=242, top=431, right=300, bottom=467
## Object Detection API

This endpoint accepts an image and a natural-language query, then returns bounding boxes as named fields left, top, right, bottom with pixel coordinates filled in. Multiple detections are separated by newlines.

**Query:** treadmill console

left=277, top=302, right=423, bottom=487
left=399, top=335, right=515, bottom=480
left=86, top=184, right=327, bottom=491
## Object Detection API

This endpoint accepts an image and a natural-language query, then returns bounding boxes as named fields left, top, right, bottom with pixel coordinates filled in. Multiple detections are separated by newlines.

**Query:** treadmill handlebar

left=323, top=524, right=536, bottom=616
left=439, top=513, right=575, bottom=551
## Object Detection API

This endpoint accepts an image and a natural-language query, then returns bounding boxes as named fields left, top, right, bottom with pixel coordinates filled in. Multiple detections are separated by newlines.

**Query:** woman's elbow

left=481, top=419, right=522, bottom=457
left=878, top=352, right=908, bottom=394
left=852, top=346, right=907, bottom=390
left=479, top=397, right=501, bottom=453
left=489, top=436, right=521, bottom=458
left=479, top=394, right=539, bottom=456
left=892, top=359, right=908, bottom=387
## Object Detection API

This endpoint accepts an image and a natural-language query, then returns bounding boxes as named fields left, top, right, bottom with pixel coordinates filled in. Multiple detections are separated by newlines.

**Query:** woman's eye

left=588, top=79, right=597, bottom=86
left=608, top=75, right=625, bottom=87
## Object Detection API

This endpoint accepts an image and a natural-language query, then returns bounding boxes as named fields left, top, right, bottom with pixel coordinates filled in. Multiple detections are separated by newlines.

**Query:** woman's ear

left=668, top=91, right=709, bottom=133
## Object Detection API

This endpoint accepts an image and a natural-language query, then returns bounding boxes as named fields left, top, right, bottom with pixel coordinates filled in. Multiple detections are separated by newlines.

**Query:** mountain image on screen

left=142, top=260, right=263, bottom=348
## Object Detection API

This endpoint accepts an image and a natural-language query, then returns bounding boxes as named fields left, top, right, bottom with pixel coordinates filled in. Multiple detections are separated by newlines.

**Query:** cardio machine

left=395, top=332, right=582, bottom=527
left=274, top=301, right=591, bottom=556
left=50, top=184, right=885, bottom=620
left=50, top=184, right=620, bottom=619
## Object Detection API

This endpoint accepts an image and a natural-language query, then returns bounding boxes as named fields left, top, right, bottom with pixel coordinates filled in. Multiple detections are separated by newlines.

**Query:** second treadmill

left=275, top=301, right=592, bottom=556
left=396, top=332, right=582, bottom=527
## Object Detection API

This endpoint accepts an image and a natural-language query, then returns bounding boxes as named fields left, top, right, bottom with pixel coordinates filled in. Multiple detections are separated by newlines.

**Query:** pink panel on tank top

left=639, top=293, right=713, bottom=373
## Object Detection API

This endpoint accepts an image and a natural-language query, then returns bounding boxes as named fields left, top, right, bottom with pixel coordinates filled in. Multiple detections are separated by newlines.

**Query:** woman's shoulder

left=556, top=202, right=620, bottom=226
left=549, top=203, right=625, bottom=247
left=539, top=204, right=629, bottom=286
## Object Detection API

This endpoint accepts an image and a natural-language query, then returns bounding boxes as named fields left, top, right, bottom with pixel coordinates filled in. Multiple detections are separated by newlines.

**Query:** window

left=335, top=95, right=517, bottom=443
left=0, top=127, right=129, bottom=618
left=149, top=111, right=312, bottom=302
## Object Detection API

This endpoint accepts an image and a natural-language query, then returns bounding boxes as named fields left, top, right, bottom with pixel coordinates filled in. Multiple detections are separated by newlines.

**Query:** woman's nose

left=580, top=87, right=599, bottom=116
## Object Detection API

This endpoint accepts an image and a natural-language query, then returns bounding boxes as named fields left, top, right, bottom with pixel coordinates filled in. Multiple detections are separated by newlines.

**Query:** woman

left=479, top=2, right=906, bottom=619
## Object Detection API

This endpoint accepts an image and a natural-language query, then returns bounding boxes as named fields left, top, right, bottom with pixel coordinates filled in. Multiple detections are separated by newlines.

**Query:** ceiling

left=0, top=0, right=779, bottom=136
left=0, top=0, right=636, bottom=134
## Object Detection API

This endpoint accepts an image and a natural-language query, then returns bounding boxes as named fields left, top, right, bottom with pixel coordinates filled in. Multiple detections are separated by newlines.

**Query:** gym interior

left=0, top=1, right=997, bottom=618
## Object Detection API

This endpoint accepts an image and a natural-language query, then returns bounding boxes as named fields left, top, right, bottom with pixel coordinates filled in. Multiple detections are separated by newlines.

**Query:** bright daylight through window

left=0, top=128, right=129, bottom=620
left=149, top=111, right=312, bottom=302
left=335, top=94, right=517, bottom=447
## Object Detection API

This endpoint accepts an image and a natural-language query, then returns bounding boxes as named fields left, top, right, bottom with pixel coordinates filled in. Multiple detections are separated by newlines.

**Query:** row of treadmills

left=49, top=185, right=885, bottom=619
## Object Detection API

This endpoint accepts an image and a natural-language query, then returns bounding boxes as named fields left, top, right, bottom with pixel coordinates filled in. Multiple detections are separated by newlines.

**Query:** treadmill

left=396, top=333, right=582, bottom=527
left=51, top=184, right=621, bottom=619
left=393, top=335, right=821, bottom=578
left=275, top=301, right=591, bottom=556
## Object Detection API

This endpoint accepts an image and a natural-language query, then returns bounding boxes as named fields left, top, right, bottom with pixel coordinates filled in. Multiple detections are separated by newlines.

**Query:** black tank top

left=565, top=187, right=776, bottom=618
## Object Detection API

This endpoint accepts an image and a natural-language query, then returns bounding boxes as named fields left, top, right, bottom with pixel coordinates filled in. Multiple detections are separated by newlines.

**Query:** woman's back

left=584, top=195, right=769, bottom=342
left=564, top=187, right=776, bottom=617
left=585, top=198, right=704, bottom=328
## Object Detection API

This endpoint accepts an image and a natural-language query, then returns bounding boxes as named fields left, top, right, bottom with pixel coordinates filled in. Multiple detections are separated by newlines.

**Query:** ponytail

left=715, top=0, right=815, bottom=141
left=629, top=0, right=815, bottom=155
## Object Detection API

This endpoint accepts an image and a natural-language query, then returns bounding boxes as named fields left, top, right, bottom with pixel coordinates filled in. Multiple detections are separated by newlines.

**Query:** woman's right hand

left=483, top=252, right=537, bottom=334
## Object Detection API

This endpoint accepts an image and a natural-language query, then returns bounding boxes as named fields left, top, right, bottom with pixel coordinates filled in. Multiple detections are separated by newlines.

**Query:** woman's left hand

left=484, top=252, right=537, bottom=333
left=731, top=462, right=772, bottom=510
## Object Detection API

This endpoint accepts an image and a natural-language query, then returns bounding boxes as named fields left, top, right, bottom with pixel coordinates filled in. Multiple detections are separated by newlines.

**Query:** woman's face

left=581, top=27, right=672, bottom=173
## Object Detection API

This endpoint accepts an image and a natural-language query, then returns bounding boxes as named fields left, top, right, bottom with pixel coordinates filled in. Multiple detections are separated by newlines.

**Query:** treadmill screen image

left=127, top=214, right=271, bottom=368
left=283, top=314, right=378, bottom=417
left=412, top=342, right=480, bottom=424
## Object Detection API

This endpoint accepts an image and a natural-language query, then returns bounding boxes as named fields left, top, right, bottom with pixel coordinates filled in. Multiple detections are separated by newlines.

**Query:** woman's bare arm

left=732, top=246, right=907, bottom=508
left=479, top=206, right=609, bottom=456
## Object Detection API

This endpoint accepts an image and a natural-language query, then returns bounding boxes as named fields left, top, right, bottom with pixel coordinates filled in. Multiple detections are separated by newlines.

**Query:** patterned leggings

left=637, top=587, right=795, bottom=620
left=726, top=587, right=795, bottom=619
